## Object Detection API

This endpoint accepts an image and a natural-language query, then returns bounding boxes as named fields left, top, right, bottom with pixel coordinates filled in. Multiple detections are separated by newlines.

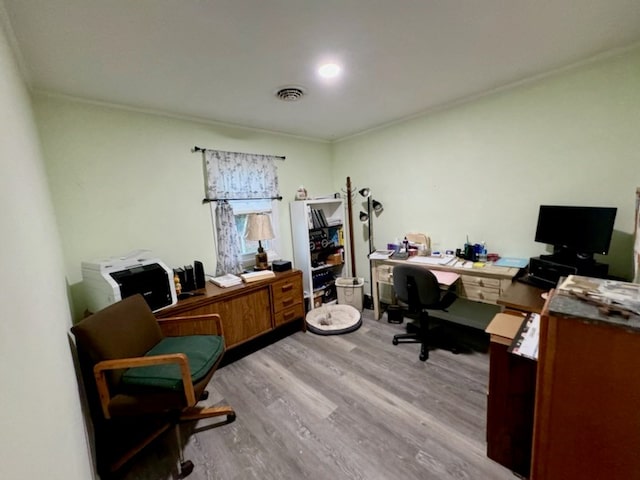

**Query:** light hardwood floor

left=119, top=310, right=516, bottom=480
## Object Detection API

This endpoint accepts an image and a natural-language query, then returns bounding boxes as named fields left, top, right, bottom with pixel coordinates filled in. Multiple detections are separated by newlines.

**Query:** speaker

left=183, top=265, right=196, bottom=292
left=194, top=260, right=205, bottom=289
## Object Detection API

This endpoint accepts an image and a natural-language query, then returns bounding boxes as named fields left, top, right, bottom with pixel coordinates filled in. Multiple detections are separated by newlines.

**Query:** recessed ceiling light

left=318, top=63, right=341, bottom=78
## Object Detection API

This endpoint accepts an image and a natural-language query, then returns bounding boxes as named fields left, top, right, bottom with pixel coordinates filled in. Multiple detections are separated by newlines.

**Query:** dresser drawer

left=272, top=277, right=303, bottom=312
left=274, top=303, right=305, bottom=327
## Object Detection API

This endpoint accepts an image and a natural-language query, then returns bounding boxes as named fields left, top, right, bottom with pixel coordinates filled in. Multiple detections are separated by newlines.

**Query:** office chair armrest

left=93, top=353, right=196, bottom=419
left=157, top=313, right=224, bottom=338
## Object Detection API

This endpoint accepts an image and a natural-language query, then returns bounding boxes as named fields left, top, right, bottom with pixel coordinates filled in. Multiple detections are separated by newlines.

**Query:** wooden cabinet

left=157, top=270, right=305, bottom=349
left=271, top=276, right=305, bottom=327
left=485, top=313, right=536, bottom=479
left=531, top=291, right=640, bottom=480
left=290, top=199, right=351, bottom=310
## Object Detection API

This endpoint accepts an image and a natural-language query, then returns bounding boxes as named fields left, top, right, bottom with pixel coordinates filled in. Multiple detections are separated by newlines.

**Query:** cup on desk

left=387, top=243, right=400, bottom=253
left=464, top=244, right=477, bottom=261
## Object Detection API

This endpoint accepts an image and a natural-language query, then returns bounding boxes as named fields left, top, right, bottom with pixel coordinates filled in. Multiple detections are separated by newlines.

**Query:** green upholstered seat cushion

left=121, top=335, right=223, bottom=391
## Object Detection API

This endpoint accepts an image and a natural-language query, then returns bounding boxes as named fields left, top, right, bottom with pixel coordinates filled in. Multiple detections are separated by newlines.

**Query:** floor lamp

left=359, top=188, right=383, bottom=306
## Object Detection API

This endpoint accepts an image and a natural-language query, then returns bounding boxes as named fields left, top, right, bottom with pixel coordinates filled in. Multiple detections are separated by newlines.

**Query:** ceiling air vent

left=275, top=86, right=305, bottom=101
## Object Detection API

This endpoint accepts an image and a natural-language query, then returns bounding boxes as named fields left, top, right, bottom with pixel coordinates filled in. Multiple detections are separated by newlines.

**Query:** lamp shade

left=245, top=213, right=275, bottom=241
left=358, top=187, right=371, bottom=198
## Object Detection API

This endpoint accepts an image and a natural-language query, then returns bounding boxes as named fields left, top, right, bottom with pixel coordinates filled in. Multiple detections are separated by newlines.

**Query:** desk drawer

left=460, top=275, right=501, bottom=289
left=460, top=284, right=500, bottom=303
left=272, top=277, right=303, bottom=312
left=377, top=265, right=393, bottom=284
left=274, top=303, right=305, bottom=327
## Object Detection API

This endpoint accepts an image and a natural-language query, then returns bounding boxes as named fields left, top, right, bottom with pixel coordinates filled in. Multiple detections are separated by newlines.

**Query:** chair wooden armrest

left=157, top=313, right=224, bottom=338
left=93, top=353, right=196, bottom=419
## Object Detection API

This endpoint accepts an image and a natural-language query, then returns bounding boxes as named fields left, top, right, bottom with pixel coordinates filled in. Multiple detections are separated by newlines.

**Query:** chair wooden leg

left=180, top=405, right=236, bottom=423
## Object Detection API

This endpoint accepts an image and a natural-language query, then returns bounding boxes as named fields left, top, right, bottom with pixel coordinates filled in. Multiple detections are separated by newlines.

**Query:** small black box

left=272, top=260, right=292, bottom=272
left=387, top=304, right=404, bottom=324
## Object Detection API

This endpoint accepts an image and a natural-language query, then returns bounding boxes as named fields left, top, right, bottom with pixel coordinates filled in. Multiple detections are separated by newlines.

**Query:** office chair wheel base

left=179, top=460, right=194, bottom=478
left=392, top=338, right=399, bottom=345
left=200, top=390, right=209, bottom=401
left=419, top=353, right=428, bottom=361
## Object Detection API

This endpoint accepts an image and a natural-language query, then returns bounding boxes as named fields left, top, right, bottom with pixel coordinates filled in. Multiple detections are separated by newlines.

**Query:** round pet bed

left=305, top=304, right=362, bottom=335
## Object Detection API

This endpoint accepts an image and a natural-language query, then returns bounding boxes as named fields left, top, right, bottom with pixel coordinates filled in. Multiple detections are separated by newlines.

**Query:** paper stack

left=240, top=270, right=276, bottom=283
left=209, top=274, right=242, bottom=288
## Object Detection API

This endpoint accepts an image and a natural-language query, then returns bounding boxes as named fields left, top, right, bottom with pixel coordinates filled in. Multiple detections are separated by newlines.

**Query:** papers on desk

left=209, top=274, right=242, bottom=288
left=557, top=275, right=640, bottom=316
left=508, top=313, right=540, bottom=361
left=240, top=270, right=276, bottom=283
left=409, top=255, right=456, bottom=266
left=494, top=257, right=529, bottom=268
left=431, top=270, right=460, bottom=286
left=369, top=250, right=395, bottom=260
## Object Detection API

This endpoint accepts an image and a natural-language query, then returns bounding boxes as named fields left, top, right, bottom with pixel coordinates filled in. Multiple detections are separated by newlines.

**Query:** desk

left=156, top=270, right=305, bottom=349
left=370, top=257, right=519, bottom=320
left=497, top=280, right=547, bottom=314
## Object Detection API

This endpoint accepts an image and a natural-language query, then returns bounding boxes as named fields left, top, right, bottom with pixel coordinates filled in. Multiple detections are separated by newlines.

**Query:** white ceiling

left=3, top=0, right=640, bottom=141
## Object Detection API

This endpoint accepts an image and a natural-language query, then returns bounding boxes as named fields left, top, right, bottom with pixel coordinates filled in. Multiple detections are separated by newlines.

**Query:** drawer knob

left=282, top=297, right=293, bottom=305
left=280, top=283, right=293, bottom=292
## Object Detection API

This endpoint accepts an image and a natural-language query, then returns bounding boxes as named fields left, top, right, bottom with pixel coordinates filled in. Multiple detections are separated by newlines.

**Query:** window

left=226, top=199, right=280, bottom=266
left=201, top=148, right=281, bottom=275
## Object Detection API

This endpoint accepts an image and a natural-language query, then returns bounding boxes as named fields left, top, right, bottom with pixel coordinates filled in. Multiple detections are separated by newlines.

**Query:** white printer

left=82, top=250, right=177, bottom=313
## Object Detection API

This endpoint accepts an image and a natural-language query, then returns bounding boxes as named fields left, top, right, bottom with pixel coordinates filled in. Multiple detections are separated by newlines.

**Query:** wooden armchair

left=71, top=294, right=235, bottom=478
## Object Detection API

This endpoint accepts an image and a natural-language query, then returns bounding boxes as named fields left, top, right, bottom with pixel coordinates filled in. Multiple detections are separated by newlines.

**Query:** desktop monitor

left=534, top=205, right=617, bottom=262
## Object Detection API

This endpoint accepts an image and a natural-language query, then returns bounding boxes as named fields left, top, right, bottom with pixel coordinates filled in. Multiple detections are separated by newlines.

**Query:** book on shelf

left=209, top=273, right=242, bottom=288
left=306, top=205, right=314, bottom=229
left=318, top=209, right=328, bottom=227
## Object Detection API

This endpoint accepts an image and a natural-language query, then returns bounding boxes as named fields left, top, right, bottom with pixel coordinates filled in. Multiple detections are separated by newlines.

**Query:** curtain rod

left=192, top=146, right=285, bottom=160
left=202, top=196, right=282, bottom=204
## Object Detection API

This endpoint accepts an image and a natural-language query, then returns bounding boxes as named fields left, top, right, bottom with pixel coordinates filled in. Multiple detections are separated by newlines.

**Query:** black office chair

left=391, top=264, right=458, bottom=361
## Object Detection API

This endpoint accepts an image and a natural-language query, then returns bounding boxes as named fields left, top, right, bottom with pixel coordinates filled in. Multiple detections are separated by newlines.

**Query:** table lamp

left=245, top=213, right=274, bottom=270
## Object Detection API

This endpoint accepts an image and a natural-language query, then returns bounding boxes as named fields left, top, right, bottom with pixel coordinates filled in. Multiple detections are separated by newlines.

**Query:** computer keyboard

left=517, top=274, right=556, bottom=289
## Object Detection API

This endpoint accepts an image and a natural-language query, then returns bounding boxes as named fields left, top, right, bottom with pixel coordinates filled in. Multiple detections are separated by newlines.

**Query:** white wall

left=33, top=95, right=334, bottom=318
left=333, top=46, right=640, bottom=287
left=0, top=18, right=94, bottom=480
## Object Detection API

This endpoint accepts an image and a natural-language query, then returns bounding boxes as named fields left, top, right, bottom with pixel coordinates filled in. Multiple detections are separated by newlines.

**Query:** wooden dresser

left=156, top=269, right=305, bottom=349
left=531, top=288, right=640, bottom=480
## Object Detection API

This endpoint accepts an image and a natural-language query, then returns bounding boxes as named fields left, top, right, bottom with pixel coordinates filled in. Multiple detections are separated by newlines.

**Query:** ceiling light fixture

left=318, top=63, right=341, bottom=78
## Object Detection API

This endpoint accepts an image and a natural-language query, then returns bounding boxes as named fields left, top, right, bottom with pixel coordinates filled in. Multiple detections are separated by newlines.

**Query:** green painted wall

left=0, top=22, right=93, bottom=480
left=33, top=95, right=333, bottom=318
left=333, top=46, right=640, bottom=287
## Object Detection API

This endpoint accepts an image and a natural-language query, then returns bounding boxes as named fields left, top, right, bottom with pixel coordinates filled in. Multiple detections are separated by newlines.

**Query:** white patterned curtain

left=203, top=149, right=280, bottom=275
